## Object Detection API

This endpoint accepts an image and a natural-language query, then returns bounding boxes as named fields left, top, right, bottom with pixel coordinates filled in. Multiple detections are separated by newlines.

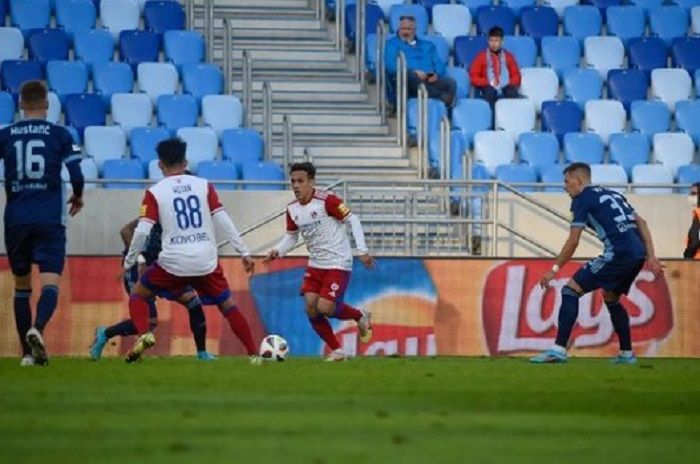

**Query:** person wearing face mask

left=683, top=182, right=700, bottom=259
left=469, top=26, right=521, bottom=111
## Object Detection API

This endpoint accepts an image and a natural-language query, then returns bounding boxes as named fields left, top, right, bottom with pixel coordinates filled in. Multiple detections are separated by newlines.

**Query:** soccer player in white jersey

left=122, top=138, right=260, bottom=363
left=264, top=162, right=375, bottom=362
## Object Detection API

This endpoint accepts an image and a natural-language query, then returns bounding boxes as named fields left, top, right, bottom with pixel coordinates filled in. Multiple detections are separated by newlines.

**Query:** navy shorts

left=4, top=223, right=66, bottom=275
left=573, top=255, right=645, bottom=296
left=123, top=264, right=196, bottom=303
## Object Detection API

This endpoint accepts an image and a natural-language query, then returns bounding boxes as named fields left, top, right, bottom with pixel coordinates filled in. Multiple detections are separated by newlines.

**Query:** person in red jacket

left=469, top=26, right=521, bottom=111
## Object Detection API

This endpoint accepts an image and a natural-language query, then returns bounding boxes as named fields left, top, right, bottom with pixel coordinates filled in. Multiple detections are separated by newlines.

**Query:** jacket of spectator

left=385, top=36, right=446, bottom=77
left=469, top=49, right=521, bottom=89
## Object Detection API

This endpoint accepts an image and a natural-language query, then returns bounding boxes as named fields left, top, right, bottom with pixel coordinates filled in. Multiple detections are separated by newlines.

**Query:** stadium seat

left=201, top=95, right=243, bottom=139
left=241, top=161, right=285, bottom=191
left=432, top=4, right=471, bottom=50
left=46, top=92, right=61, bottom=124
left=677, top=164, right=700, bottom=185
left=630, top=100, right=671, bottom=140
left=519, top=6, right=558, bottom=47
left=0, top=0, right=5, bottom=24
left=476, top=6, right=516, bottom=36
left=62, top=157, right=99, bottom=190
left=0, top=91, right=15, bottom=124
left=111, top=93, right=153, bottom=137
left=389, top=4, right=429, bottom=37
left=496, top=164, right=538, bottom=192
left=137, top=62, right=179, bottom=104
left=542, top=0, right=577, bottom=18
left=74, top=29, right=114, bottom=71
left=119, top=30, right=161, bottom=72
left=148, top=158, right=164, bottom=181
left=519, top=67, right=559, bottom=113
left=346, top=3, right=385, bottom=43
left=46, top=60, right=88, bottom=103
left=676, top=100, right=700, bottom=146
left=474, top=130, right=516, bottom=175
left=181, top=63, right=224, bottom=104
left=64, top=93, right=106, bottom=140
left=130, top=126, right=169, bottom=169
left=164, top=30, right=205, bottom=71
left=176, top=127, right=218, bottom=170
left=651, top=68, right=692, bottom=111
left=501, top=0, right=536, bottom=16
left=585, top=100, right=626, bottom=145
left=518, top=132, right=560, bottom=174
left=1, top=60, right=44, bottom=99
left=454, top=35, right=487, bottom=68
left=445, top=66, right=470, bottom=100
left=649, top=6, right=689, bottom=46
left=93, top=61, right=134, bottom=106
left=564, top=132, right=604, bottom=164
left=102, top=159, right=144, bottom=189
left=584, top=36, right=624, bottom=79
left=84, top=125, right=126, bottom=169
left=590, top=164, right=628, bottom=188
left=422, top=35, right=450, bottom=70
left=539, top=163, right=566, bottom=192
left=693, top=6, right=700, bottom=35
left=582, top=0, right=622, bottom=19
left=156, top=93, right=197, bottom=136
left=653, top=132, right=695, bottom=178
left=631, top=164, right=674, bottom=194
left=563, top=68, right=603, bottom=110
left=609, top=132, right=650, bottom=177
left=56, top=0, right=96, bottom=41
left=628, top=0, right=662, bottom=16
left=407, top=98, right=446, bottom=139
left=457, top=0, right=491, bottom=16
left=696, top=69, right=700, bottom=94
left=375, top=0, right=404, bottom=17
left=495, top=98, right=535, bottom=140
left=563, top=5, right=602, bottom=43
left=606, top=6, right=645, bottom=49
left=196, top=160, right=239, bottom=190
left=541, top=36, right=581, bottom=80
left=452, top=98, right=492, bottom=147
left=10, top=0, right=50, bottom=37
left=672, top=38, right=700, bottom=75
left=28, top=29, right=71, bottom=64
left=541, top=100, right=583, bottom=144
left=144, top=0, right=185, bottom=33
left=503, top=35, right=537, bottom=68
left=100, top=0, right=140, bottom=39
left=0, top=27, right=24, bottom=62
left=628, top=37, right=669, bottom=80
left=222, top=128, right=264, bottom=169
left=676, top=0, right=700, bottom=10
left=607, top=69, right=648, bottom=114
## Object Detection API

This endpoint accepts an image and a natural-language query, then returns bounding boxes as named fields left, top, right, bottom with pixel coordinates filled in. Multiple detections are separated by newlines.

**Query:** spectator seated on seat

left=469, top=26, right=521, bottom=111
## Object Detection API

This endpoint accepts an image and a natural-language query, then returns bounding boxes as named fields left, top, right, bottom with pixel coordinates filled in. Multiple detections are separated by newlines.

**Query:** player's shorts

left=139, top=262, right=231, bottom=305
left=4, top=223, right=66, bottom=275
left=300, top=267, right=351, bottom=303
left=123, top=264, right=195, bottom=302
left=572, top=255, right=645, bottom=296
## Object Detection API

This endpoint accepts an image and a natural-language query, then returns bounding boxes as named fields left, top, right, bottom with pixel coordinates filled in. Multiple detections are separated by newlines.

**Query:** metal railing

left=185, top=0, right=195, bottom=30
left=439, top=115, right=450, bottom=180
left=355, top=0, right=366, bottom=84
left=396, top=51, right=407, bottom=154
left=376, top=20, right=387, bottom=123
left=335, top=0, right=346, bottom=54
left=262, top=81, right=273, bottom=161
left=222, top=17, right=233, bottom=95
left=204, top=0, right=214, bottom=62
left=242, top=50, right=253, bottom=127
left=283, top=114, right=294, bottom=177
left=416, top=83, right=429, bottom=179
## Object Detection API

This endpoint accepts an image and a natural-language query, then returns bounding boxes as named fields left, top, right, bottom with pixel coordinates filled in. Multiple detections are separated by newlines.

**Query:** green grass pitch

left=1, top=357, right=699, bottom=464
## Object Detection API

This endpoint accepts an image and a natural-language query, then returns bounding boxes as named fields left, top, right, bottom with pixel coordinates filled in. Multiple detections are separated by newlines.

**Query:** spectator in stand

left=469, top=26, right=521, bottom=111
left=684, top=182, right=700, bottom=259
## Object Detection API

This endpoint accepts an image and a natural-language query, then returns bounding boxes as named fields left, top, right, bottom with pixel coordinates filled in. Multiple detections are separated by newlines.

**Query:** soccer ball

left=259, top=334, right=289, bottom=362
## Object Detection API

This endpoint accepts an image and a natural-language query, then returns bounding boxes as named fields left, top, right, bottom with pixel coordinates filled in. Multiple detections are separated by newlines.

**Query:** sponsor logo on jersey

left=169, top=231, right=211, bottom=245
left=338, top=203, right=350, bottom=217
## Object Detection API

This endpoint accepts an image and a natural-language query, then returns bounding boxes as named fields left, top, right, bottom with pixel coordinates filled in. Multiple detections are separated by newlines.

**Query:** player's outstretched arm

left=263, top=232, right=299, bottom=264
left=124, top=220, right=154, bottom=270
left=347, top=214, right=375, bottom=269
left=635, top=214, right=664, bottom=276
left=120, top=218, right=139, bottom=248
left=64, top=159, right=84, bottom=216
left=539, top=228, right=583, bottom=288
left=212, top=211, right=255, bottom=275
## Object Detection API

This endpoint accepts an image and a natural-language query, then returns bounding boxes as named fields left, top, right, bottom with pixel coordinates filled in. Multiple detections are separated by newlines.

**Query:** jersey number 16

left=14, top=140, right=46, bottom=180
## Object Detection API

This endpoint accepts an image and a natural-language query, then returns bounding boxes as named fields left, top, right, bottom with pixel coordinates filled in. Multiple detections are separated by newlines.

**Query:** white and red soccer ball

left=259, top=334, right=289, bottom=361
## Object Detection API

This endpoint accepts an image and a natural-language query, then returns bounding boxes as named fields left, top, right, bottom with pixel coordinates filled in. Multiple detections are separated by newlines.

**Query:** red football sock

left=309, top=315, right=341, bottom=350
left=223, top=305, right=257, bottom=355
left=332, top=302, right=362, bottom=321
left=129, top=294, right=151, bottom=334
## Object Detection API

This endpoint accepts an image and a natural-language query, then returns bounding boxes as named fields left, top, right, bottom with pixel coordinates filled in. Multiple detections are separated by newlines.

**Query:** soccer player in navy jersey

left=0, top=81, right=84, bottom=366
left=531, top=162, right=664, bottom=364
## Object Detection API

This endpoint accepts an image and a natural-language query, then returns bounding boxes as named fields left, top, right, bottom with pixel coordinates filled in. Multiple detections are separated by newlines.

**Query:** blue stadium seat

left=119, top=30, right=161, bottom=72
left=176, top=127, right=218, bottom=170
left=541, top=100, right=583, bottom=144
left=503, top=35, right=537, bottom=68
left=74, top=28, right=114, bottom=71
left=649, top=6, right=689, bottom=46
left=222, top=128, right=264, bottom=170
left=563, top=5, right=602, bottom=43
left=432, top=4, right=471, bottom=50
left=130, top=126, right=169, bottom=170
left=10, top=0, right=50, bottom=38
left=56, top=0, right=96, bottom=41
left=408, top=98, right=447, bottom=167
left=46, top=92, right=61, bottom=124
left=181, top=63, right=224, bottom=104
left=66, top=158, right=98, bottom=190
left=585, top=99, right=626, bottom=145
left=148, top=158, right=164, bottom=181
left=84, top=125, right=126, bottom=169
left=64, top=93, right=106, bottom=140
left=607, top=69, right=648, bottom=114
left=654, top=132, right=695, bottom=179
left=452, top=98, right=492, bottom=147
left=581, top=0, right=622, bottom=21
left=628, top=0, right=662, bottom=17
left=144, top=0, right=185, bottom=33
left=696, top=69, right=700, bottom=94
left=518, top=132, right=560, bottom=175
left=501, top=0, right=536, bottom=16
left=457, top=0, right=491, bottom=16
left=630, top=100, right=671, bottom=139
left=0, top=27, right=24, bottom=63
left=100, top=0, right=140, bottom=39
left=609, top=132, right=650, bottom=177
left=476, top=6, right=516, bottom=36
left=0, top=0, right=5, bottom=21
left=584, top=36, right=624, bottom=79
left=672, top=0, right=700, bottom=9
left=241, top=162, right=284, bottom=191
left=0, top=60, right=44, bottom=100
left=157, top=94, right=198, bottom=136
left=347, top=3, right=385, bottom=42
left=93, top=61, right=134, bottom=106
left=0, top=91, right=15, bottom=124
left=496, top=164, right=538, bottom=192
left=474, top=130, right=516, bottom=175
left=423, top=34, right=450, bottom=71
left=28, top=29, right=71, bottom=64
left=539, top=163, right=566, bottom=192
left=632, top=164, right=674, bottom=194
left=651, top=68, right=692, bottom=111
left=164, top=30, right=205, bottom=71
left=445, top=66, right=470, bottom=100
left=590, top=164, right=628, bottom=189
left=675, top=100, right=700, bottom=146
left=46, top=60, right=88, bottom=103
left=196, top=160, right=239, bottom=191
left=677, top=164, right=700, bottom=185
left=377, top=0, right=405, bottom=18
left=672, top=38, right=700, bottom=75
left=389, top=4, right=429, bottom=37
left=606, top=6, right=645, bottom=49
left=365, top=32, right=380, bottom=77
left=519, top=67, right=559, bottom=113
left=542, top=0, right=577, bottom=18
left=564, top=132, right=604, bottom=164
left=495, top=98, right=536, bottom=139
left=454, top=35, right=487, bottom=68
left=137, top=62, right=179, bottom=104
left=541, top=36, right=581, bottom=79
left=628, top=37, right=669, bottom=80
left=693, top=6, right=700, bottom=35
left=519, top=6, right=558, bottom=47
left=102, top=159, right=144, bottom=189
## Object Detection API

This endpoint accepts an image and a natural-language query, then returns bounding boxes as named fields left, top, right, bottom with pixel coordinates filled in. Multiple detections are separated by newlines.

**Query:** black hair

left=156, top=138, right=187, bottom=167
left=20, top=80, right=48, bottom=109
left=289, top=161, right=316, bottom=179
left=563, top=162, right=591, bottom=177
left=488, top=26, right=504, bottom=38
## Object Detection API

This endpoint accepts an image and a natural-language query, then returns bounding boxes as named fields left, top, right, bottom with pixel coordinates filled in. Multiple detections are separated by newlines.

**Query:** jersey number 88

left=173, top=195, right=202, bottom=230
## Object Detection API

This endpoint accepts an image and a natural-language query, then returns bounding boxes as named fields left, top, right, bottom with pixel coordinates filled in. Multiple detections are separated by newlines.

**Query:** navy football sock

left=606, top=300, right=632, bottom=351
left=14, top=290, right=32, bottom=356
left=554, top=286, right=581, bottom=349
left=34, top=285, right=59, bottom=333
left=186, top=297, right=206, bottom=352
left=105, top=320, right=138, bottom=339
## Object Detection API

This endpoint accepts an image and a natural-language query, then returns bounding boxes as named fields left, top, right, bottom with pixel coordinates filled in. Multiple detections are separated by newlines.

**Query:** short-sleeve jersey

left=570, top=185, right=646, bottom=260
left=0, top=119, right=81, bottom=226
left=140, top=174, right=223, bottom=276
left=286, top=190, right=354, bottom=271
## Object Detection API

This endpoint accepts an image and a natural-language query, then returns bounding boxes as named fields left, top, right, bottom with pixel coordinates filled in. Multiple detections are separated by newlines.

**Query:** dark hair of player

left=563, top=162, right=591, bottom=177
left=488, top=26, right=504, bottom=38
left=20, top=80, right=48, bottom=110
left=290, top=162, right=316, bottom=179
left=156, top=138, right=187, bottom=167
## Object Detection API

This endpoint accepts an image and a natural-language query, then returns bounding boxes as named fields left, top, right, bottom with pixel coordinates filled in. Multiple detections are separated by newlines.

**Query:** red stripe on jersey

left=207, top=183, right=223, bottom=212
left=325, top=193, right=351, bottom=221
left=286, top=209, right=299, bottom=232
left=140, top=190, right=159, bottom=223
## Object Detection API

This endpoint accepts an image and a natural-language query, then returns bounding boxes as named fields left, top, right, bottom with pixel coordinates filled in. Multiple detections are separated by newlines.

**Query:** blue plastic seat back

left=457, top=0, right=491, bottom=16
left=677, top=164, right=700, bottom=185
left=144, top=0, right=185, bottom=33
left=47, top=60, right=89, bottom=103
left=452, top=98, right=492, bottom=147
left=197, top=160, right=240, bottom=191
left=423, top=34, right=450, bottom=70
left=64, top=93, right=107, bottom=140
left=28, top=28, right=71, bottom=63
left=607, top=69, right=648, bottom=113
left=222, top=128, right=264, bottom=169
left=56, top=0, right=97, bottom=41
left=93, top=61, right=134, bottom=106
left=564, top=132, right=604, bottom=164
left=346, top=3, right=386, bottom=42
left=628, top=37, right=669, bottom=81
left=649, top=6, right=689, bottom=46
left=445, top=66, right=470, bottom=99
left=606, top=6, right=645, bottom=49
left=520, top=6, right=558, bottom=46
left=504, top=35, right=537, bottom=68
left=10, top=0, right=50, bottom=38
left=0, top=91, right=16, bottom=124
left=563, top=5, right=602, bottom=43
left=541, top=36, right=581, bottom=79
left=563, top=68, right=603, bottom=109
left=102, top=159, right=145, bottom=189
left=496, top=164, right=538, bottom=192
left=476, top=6, right=517, bottom=36
left=241, top=162, right=285, bottom=191
left=182, top=63, right=224, bottom=104
left=675, top=100, right=700, bottom=146
left=157, top=94, right=198, bottom=135
left=74, top=29, right=115, bottom=71
left=609, top=132, right=650, bottom=177
left=630, top=100, right=671, bottom=139
left=164, top=30, right=205, bottom=71
left=454, top=35, right=487, bottom=67
left=540, top=163, right=566, bottom=192
left=541, top=100, right=583, bottom=144
left=119, top=30, right=161, bottom=72
left=518, top=131, right=560, bottom=175
left=672, top=37, right=700, bottom=75
left=1, top=60, right=45, bottom=99
left=130, top=126, right=169, bottom=169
